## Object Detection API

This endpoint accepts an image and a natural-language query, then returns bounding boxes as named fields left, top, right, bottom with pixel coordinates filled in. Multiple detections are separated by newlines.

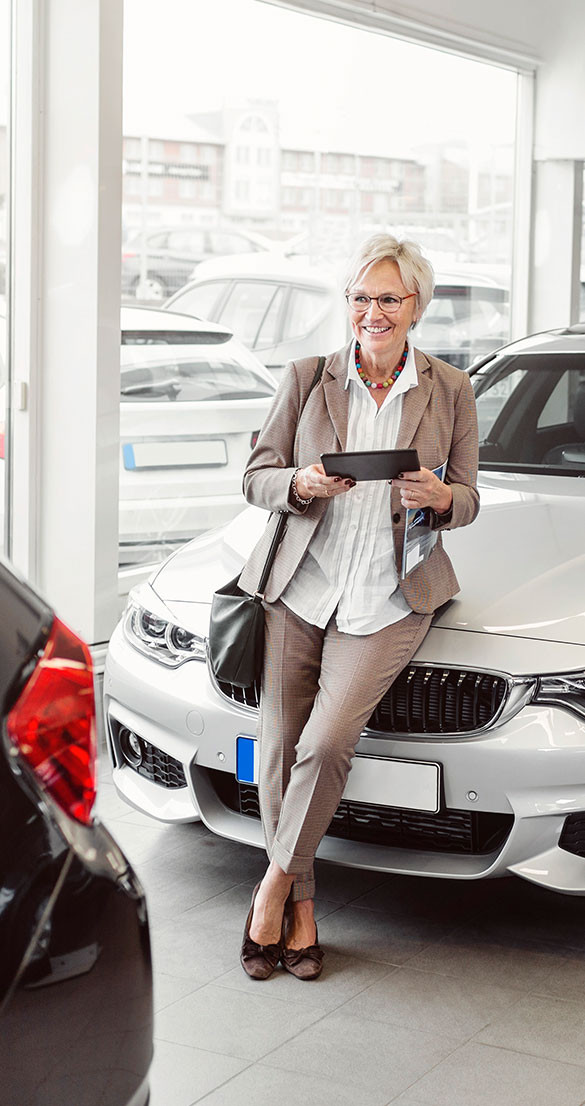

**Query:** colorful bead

left=355, top=341, right=408, bottom=390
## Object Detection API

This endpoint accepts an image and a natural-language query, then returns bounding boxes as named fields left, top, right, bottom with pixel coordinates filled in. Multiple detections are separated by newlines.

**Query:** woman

left=237, top=233, right=479, bottom=980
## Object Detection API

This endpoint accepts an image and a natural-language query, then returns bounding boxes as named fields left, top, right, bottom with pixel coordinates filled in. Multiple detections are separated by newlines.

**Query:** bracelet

left=291, top=468, right=314, bottom=506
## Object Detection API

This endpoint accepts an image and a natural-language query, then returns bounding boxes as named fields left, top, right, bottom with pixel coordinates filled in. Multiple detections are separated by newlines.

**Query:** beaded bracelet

left=291, top=468, right=314, bottom=506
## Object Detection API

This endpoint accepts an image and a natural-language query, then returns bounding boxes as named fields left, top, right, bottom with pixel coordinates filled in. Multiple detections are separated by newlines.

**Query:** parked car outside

left=121, top=225, right=276, bottom=302
left=0, top=559, right=152, bottom=1105
left=165, top=256, right=509, bottom=381
left=104, top=326, right=585, bottom=895
left=164, top=255, right=349, bottom=386
left=118, top=306, right=276, bottom=577
left=413, top=271, right=509, bottom=369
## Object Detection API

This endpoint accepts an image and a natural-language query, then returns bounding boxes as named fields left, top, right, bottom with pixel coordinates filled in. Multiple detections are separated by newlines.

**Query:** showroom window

left=120, top=0, right=521, bottom=588
left=0, top=0, right=9, bottom=556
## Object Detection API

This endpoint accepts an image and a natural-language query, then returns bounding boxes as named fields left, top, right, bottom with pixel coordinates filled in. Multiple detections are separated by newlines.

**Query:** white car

left=105, top=326, right=585, bottom=895
left=164, top=255, right=349, bottom=386
left=119, top=306, right=276, bottom=572
left=165, top=257, right=509, bottom=382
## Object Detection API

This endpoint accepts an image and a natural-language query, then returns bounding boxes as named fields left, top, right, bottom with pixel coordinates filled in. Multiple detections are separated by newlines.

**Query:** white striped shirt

left=281, top=339, right=419, bottom=634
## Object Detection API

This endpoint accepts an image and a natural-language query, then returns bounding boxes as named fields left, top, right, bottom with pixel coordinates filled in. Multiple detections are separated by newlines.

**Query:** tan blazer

left=238, top=343, right=479, bottom=614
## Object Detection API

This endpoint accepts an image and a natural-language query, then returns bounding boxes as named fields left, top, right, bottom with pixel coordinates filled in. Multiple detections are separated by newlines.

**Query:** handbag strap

left=255, top=355, right=326, bottom=598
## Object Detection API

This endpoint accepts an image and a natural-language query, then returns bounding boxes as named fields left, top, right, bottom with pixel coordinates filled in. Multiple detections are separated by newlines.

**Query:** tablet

left=320, top=449, right=420, bottom=482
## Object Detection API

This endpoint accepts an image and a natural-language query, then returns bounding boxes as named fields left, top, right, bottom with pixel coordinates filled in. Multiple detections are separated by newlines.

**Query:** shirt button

left=392, top=512, right=401, bottom=523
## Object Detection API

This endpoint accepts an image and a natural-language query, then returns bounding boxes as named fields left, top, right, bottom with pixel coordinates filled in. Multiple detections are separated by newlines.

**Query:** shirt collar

left=345, top=337, right=419, bottom=399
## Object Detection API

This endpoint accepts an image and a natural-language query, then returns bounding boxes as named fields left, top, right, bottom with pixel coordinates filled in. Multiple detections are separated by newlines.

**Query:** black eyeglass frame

left=345, top=292, right=417, bottom=313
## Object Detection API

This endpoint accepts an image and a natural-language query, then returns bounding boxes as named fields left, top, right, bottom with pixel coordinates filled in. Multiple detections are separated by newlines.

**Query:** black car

left=0, top=560, right=152, bottom=1106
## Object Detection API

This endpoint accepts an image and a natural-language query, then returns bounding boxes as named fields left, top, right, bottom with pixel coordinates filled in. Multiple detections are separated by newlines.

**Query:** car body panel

left=1, top=560, right=152, bottom=1106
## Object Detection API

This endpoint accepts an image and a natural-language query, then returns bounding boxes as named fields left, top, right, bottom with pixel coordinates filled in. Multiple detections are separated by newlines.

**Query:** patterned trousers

left=258, top=599, right=432, bottom=901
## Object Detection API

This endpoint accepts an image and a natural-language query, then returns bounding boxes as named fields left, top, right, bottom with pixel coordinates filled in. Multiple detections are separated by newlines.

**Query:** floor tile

left=148, top=1040, right=248, bottom=1106
left=351, top=873, right=490, bottom=920
left=341, top=966, right=525, bottom=1042
left=405, top=1040, right=585, bottom=1106
left=262, top=1009, right=457, bottom=1101
left=311, top=861, right=389, bottom=904
left=405, top=928, right=566, bottom=991
left=533, top=952, right=585, bottom=1003
left=476, top=992, right=585, bottom=1067
left=150, top=917, right=243, bottom=986
left=196, top=1060, right=388, bottom=1106
left=317, top=904, right=454, bottom=964
left=155, top=982, right=327, bottom=1061
left=389, top=1093, right=441, bottom=1106
left=215, top=952, right=395, bottom=1013
left=152, top=971, right=202, bottom=1014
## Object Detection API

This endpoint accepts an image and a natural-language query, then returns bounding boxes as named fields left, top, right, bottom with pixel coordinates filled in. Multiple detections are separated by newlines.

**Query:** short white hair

left=343, top=233, right=435, bottom=322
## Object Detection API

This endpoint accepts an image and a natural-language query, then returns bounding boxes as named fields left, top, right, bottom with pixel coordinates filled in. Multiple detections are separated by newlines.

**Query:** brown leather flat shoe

left=240, top=882, right=283, bottom=981
left=281, top=924, right=324, bottom=981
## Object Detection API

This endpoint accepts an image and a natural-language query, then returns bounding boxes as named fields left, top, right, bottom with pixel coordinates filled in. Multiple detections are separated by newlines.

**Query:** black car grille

left=217, top=665, right=508, bottom=736
left=207, top=770, right=513, bottom=856
left=111, top=722, right=187, bottom=789
left=559, top=813, right=585, bottom=857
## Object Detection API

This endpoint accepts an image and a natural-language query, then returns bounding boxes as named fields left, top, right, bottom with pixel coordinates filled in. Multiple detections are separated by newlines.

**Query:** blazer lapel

left=395, top=348, right=433, bottom=450
left=322, top=343, right=351, bottom=450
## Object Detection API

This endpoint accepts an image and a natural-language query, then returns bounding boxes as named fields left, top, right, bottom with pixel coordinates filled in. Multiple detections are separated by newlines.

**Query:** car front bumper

left=104, top=621, right=585, bottom=894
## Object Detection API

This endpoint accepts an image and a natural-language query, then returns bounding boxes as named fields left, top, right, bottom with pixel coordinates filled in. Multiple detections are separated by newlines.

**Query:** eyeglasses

left=346, top=292, right=417, bottom=314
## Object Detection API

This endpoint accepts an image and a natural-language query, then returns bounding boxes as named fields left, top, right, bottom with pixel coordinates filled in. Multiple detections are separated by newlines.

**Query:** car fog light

left=120, top=727, right=143, bottom=768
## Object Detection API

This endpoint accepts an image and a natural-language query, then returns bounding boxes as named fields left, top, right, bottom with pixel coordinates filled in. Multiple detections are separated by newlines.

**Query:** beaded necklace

left=355, top=340, right=408, bottom=389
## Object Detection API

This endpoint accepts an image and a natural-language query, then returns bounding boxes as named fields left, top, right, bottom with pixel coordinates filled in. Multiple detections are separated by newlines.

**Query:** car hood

left=151, top=471, right=585, bottom=650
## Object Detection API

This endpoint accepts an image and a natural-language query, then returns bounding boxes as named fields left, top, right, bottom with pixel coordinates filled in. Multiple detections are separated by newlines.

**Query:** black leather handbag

left=207, top=356, right=326, bottom=688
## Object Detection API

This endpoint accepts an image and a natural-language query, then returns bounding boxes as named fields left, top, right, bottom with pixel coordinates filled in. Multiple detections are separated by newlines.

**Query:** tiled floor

left=96, top=749, right=585, bottom=1106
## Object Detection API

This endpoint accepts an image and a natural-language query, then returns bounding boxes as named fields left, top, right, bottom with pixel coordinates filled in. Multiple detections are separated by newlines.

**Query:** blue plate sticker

left=236, top=736, right=258, bottom=784
left=123, top=443, right=136, bottom=470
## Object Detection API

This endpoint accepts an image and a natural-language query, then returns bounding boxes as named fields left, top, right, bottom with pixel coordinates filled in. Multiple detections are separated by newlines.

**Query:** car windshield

left=120, top=345, right=275, bottom=402
left=416, top=285, right=509, bottom=369
left=473, top=352, right=585, bottom=474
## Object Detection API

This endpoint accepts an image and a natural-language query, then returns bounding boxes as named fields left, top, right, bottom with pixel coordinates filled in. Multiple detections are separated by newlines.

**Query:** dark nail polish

left=333, top=477, right=342, bottom=482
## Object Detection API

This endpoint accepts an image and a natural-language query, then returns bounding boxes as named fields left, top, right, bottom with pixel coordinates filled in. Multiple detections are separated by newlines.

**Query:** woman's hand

left=295, top=463, right=355, bottom=500
left=391, top=468, right=452, bottom=513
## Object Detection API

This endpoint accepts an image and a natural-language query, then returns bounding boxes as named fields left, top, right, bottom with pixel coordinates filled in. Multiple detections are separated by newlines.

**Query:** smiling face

left=347, top=258, right=419, bottom=370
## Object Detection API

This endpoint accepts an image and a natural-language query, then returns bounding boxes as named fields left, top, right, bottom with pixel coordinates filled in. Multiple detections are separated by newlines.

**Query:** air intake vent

left=229, top=779, right=512, bottom=856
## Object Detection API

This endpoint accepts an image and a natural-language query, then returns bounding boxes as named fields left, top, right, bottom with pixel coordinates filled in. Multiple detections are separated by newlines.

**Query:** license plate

left=343, top=755, right=440, bottom=813
left=123, top=439, right=227, bottom=470
left=235, top=737, right=440, bottom=813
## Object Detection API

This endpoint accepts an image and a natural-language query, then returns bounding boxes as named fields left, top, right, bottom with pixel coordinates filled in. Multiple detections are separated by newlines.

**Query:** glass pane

left=120, top=346, right=275, bottom=402
left=475, top=355, right=585, bottom=471
left=122, top=0, right=519, bottom=587
left=0, top=0, right=9, bottom=555
left=256, top=285, right=285, bottom=347
left=169, top=281, right=228, bottom=321
left=283, top=287, right=328, bottom=341
left=219, top=282, right=279, bottom=346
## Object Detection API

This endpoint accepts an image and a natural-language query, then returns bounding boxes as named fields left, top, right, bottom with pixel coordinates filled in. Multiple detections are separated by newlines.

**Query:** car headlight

left=123, top=601, right=206, bottom=667
left=535, top=673, right=585, bottom=720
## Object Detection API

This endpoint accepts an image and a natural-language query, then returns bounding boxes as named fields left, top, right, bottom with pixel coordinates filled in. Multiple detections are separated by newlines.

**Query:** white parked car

left=119, top=306, right=276, bottom=571
left=165, top=257, right=509, bottom=381
left=105, top=326, right=585, bottom=894
left=164, top=255, right=349, bottom=385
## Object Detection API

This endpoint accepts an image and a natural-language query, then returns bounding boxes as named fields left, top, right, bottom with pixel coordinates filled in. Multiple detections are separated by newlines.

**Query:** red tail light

left=6, top=617, right=97, bottom=826
left=0, top=423, right=5, bottom=460
left=250, top=430, right=260, bottom=449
